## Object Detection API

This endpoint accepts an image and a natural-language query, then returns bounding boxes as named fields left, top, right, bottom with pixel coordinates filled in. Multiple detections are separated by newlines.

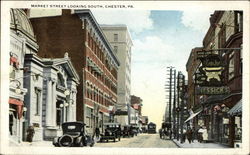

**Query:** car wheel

left=90, top=143, right=94, bottom=147
left=78, top=141, right=84, bottom=147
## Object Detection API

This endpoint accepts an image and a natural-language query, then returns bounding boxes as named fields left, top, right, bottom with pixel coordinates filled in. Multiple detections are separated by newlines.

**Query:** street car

left=147, top=122, right=157, bottom=134
left=99, top=122, right=121, bottom=142
left=53, top=122, right=94, bottom=147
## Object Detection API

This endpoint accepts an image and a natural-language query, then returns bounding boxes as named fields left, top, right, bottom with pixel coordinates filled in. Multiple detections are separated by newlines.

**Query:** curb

left=172, top=140, right=181, bottom=148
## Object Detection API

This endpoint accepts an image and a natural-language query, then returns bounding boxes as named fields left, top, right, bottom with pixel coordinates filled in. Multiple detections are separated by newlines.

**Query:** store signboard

left=196, top=86, right=230, bottom=95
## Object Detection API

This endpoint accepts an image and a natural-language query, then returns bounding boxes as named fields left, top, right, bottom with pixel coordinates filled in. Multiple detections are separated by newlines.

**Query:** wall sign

left=196, top=86, right=230, bottom=95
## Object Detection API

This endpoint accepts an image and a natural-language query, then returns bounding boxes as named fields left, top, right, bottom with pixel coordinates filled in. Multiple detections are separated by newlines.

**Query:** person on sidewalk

left=198, top=126, right=203, bottom=143
left=26, top=125, right=35, bottom=145
left=95, top=127, right=100, bottom=141
left=186, top=129, right=193, bottom=144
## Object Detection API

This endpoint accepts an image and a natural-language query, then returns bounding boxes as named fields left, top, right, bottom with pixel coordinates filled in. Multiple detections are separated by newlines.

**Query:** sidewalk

left=10, top=140, right=53, bottom=147
left=172, top=139, right=230, bottom=148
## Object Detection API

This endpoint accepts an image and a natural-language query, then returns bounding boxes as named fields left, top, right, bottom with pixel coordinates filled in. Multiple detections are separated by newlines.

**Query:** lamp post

left=59, top=103, right=64, bottom=129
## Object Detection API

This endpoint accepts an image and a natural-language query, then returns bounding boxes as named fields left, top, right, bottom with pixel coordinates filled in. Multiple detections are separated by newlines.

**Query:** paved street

left=95, top=133, right=178, bottom=148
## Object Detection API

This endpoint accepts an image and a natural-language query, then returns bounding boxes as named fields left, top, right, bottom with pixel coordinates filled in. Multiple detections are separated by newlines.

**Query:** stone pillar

left=52, top=81, right=57, bottom=126
left=45, top=79, right=53, bottom=127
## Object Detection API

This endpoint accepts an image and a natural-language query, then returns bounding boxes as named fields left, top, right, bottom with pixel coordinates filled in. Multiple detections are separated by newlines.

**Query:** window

left=114, top=34, right=118, bottom=42
left=235, top=11, right=243, bottom=33
left=35, top=88, right=41, bottom=115
left=113, top=46, right=118, bottom=53
left=228, top=51, right=235, bottom=80
left=56, top=101, right=62, bottom=126
left=218, top=24, right=226, bottom=48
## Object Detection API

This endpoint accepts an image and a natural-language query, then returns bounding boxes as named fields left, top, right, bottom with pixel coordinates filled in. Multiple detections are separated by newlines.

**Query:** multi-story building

left=186, top=11, right=243, bottom=147
left=30, top=9, right=120, bottom=134
left=130, top=95, right=143, bottom=128
left=100, top=25, right=133, bottom=126
left=9, top=8, right=31, bottom=144
left=185, top=47, right=203, bottom=129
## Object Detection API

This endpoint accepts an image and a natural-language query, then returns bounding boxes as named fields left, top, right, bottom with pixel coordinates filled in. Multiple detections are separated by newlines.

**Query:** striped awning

left=228, top=99, right=242, bottom=115
left=184, top=109, right=203, bottom=123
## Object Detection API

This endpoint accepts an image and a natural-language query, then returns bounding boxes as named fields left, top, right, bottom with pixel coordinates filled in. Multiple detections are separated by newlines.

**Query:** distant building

left=101, top=25, right=133, bottom=126
left=30, top=9, right=120, bottom=134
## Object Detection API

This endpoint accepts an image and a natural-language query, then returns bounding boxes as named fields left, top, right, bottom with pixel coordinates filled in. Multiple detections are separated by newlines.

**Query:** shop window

left=228, top=51, right=235, bottom=80
left=114, top=34, right=118, bottom=42
left=235, top=11, right=243, bottom=33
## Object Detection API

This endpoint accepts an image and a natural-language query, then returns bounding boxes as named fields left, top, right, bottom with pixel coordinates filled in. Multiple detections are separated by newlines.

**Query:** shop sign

left=223, top=118, right=229, bottom=124
left=195, top=53, right=226, bottom=87
left=196, top=86, right=230, bottom=95
left=197, top=50, right=220, bottom=59
left=115, top=110, right=128, bottom=115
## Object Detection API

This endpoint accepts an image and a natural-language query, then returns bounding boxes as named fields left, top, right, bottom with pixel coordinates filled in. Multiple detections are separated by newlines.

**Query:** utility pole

left=177, top=72, right=180, bottom=141
left=180, top=73, right=185, bottom=143
left=173, top=70, right=176, bottom=139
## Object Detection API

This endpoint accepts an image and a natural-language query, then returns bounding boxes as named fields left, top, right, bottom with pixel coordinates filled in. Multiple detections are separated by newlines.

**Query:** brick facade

left=30, top=9, right=119, bottom=134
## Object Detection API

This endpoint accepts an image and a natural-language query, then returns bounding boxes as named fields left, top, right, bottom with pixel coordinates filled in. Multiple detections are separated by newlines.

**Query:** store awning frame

left=184, top=109, right=203, bottom=123
left=228, top=99, right=242, bottom=115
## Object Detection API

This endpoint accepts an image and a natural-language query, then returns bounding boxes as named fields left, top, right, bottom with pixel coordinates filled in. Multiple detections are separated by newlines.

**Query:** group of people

left=182, top=126, right=208, bottom=144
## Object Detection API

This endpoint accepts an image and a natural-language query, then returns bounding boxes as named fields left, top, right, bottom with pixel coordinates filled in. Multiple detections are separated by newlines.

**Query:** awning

left=228, top=99, right=242, bottom=115
left=184, top=109, right=202, bottom=123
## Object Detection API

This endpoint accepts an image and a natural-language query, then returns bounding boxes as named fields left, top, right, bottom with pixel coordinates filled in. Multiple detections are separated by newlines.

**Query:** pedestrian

left=187, top=129, right=193, bottom=144
left=26, top=125, right=35, bottom=144
left=191, top=127, right=195, bottom=142
left=95, top=127, right=100, bottom=140
left=198, top=126, right=203, bottom=143
left=159, top=129, right=163, bottom=139
left=181, top=132, right=186, bottom=143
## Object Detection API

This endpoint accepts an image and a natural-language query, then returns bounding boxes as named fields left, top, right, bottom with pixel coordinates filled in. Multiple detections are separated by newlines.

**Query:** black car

left=148, top=122, right=157, bottom=134
left=100, top=123, right=121, bottom=142
left=53, top=122, right=94, bottom=147
left=122, top=125, right=135, bottom=138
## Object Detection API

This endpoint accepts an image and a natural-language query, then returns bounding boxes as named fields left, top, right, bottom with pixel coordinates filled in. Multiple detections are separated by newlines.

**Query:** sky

left=92, top=10, right=213, bottom=129
left=30, top=9, right=213, bottom=129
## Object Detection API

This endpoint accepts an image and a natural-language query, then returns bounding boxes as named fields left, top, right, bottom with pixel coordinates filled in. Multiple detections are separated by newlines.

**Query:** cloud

left=92, top=10, right=153, bottom=33
left=181, top=10, right=213, bottom=32
left=132, top=36, right=184, bottom=65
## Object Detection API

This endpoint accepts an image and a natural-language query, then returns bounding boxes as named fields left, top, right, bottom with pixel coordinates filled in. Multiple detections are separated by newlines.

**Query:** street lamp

left=59, top=103, right=64, bottom=129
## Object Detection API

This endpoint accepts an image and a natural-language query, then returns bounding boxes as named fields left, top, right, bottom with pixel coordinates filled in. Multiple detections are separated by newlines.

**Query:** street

left=95, top=133, right=178, bottom=148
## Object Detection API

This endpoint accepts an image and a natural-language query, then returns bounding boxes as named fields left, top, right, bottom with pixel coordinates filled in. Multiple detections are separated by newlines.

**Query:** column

left=52, top=81, right=57, bottom=126
left=45, top=79, right=53, bottom=127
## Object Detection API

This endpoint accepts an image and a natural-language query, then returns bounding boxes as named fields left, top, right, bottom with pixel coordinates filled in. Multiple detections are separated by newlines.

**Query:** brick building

left=30, top=9, right=120, bottom=134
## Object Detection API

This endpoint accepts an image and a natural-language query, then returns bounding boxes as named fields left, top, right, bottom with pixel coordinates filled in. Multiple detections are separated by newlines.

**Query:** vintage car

left=148, top=122, right=157, bottom=134
left=53, top=122, right=94, bottom=147
left=99, top=123, right=121, bottom=142
left=122, top=125, right=135, bottom=138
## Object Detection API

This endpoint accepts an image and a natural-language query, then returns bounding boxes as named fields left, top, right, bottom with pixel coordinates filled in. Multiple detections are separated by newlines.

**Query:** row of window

left=87, top=32, right=118, bottom=79
left=87, top=63, right=117, bottom=94
left=86, top=87, right=113, bottom=107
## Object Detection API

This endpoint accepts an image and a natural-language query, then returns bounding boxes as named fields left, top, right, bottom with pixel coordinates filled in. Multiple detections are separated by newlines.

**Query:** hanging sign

left=196, top=86, right=230, bottom=95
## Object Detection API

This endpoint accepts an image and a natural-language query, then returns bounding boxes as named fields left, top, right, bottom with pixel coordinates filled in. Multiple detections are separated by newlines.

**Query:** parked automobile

left=53, top=122, right=94, bottom=147
left=99, top=123, right=121, bottom=142
left=148, top=122, right=157, bottom=134
left=122, top=125, right=135, bottom=138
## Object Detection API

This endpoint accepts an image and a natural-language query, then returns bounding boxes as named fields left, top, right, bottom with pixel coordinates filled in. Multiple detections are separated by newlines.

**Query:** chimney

left=62, top=9, right=72, bottom=16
